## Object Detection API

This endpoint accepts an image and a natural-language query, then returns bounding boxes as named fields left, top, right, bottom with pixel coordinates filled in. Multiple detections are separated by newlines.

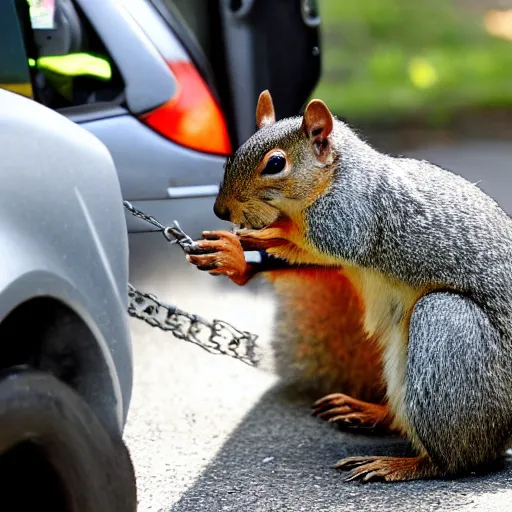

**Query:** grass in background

left=313, top=0, right=512, bottom=126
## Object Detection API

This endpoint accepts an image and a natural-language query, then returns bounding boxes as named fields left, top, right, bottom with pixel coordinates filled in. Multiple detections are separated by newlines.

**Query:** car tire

left=0, top=368, right=137, bottom=511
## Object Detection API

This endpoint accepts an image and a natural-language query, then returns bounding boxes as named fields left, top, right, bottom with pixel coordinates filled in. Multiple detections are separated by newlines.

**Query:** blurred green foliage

left=313, top=0, right=512, bottom=125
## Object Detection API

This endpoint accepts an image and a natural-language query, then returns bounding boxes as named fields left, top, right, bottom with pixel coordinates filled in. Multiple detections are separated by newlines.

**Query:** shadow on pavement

left=171, top=384, right=512, bottom=512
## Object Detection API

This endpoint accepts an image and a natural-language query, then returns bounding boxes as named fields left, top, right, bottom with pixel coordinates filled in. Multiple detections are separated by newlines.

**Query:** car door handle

left=167, top=185, right=219, bottom=199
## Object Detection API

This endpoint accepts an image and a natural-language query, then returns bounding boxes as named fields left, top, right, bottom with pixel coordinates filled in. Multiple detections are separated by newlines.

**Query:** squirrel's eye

left=262, top=155, right=286, bottom=175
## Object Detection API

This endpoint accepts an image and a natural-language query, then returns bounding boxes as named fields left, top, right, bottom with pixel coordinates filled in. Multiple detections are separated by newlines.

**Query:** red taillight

left=140, top=61, right=232, bottom=156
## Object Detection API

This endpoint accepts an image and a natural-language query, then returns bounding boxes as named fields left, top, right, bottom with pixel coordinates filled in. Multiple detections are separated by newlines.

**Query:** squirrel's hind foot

left=312, top=393, right=398, bottom=435
left=335, top=455, right=438, bottom=483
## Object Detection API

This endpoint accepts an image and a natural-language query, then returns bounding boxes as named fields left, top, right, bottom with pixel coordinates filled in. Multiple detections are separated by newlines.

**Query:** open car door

left=218, top=0, right=321, bottom=143
left=153, top=0, right=321, bottom=146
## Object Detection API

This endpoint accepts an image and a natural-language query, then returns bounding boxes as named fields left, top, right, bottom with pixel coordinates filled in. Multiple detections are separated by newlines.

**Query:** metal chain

left=123, top=200, right=197, bottom=250
left=124, top=201, right=259, bottom=367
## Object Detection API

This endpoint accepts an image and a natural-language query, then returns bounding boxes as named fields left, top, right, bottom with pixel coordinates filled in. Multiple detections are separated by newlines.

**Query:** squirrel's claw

left=335, top=455, right=383, bottom=470
left=312, top=393, right=395, bottom=434
left=335, top=456, right=437, bottom=483
left=186, top=230, right=253, bottom=285
left=186, top=253, right=220, bottom=272
left=316, top=405, right=351, bottom=419
left=313, top=392, right=357, bottom=408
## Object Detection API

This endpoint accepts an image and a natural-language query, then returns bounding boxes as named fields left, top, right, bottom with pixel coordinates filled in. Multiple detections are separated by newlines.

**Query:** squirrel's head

left=214, top=90, right=337, bottom=230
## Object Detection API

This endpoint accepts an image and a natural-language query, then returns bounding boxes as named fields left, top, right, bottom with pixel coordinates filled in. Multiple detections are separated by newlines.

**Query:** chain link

left=127, top=284, right=258, bottom=366
left=124, top=201, right=259, bottom=367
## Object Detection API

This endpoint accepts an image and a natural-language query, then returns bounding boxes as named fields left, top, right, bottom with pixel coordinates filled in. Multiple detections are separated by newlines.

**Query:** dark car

left=18, top=0, right=321, bottom=239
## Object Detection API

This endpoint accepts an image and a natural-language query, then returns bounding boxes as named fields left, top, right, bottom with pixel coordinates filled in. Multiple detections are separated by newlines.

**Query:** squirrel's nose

left=214, top=203, right=231, bottom=221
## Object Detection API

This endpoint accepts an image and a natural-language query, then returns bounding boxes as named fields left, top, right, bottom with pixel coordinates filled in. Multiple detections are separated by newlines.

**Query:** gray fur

left=308, top=121, right=512, bottom=334
left=407, top=292, right=512, bottom=473
left=306, top=120, right=512, bottom=471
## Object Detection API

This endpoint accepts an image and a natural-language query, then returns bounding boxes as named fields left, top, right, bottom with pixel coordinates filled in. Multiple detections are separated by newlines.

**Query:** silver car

left=0, top=86, right=135, bottom=512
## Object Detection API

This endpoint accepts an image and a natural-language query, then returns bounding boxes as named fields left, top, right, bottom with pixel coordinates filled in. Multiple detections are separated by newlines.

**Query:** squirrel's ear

left=302, top=99, right=333, bottom=162
left=256, top=90, right=276, bottom=129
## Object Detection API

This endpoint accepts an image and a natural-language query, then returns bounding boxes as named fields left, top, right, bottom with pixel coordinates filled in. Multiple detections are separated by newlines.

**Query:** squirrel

left=191, top=235, right=388, bottom=408
left=186, top=90, right=512, bottom=483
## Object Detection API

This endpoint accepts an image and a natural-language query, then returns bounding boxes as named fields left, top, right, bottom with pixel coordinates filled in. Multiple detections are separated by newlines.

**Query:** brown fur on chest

left=263, top=261, right=429, bottom=419
left=252, top=220, right=431, bottom=434
left=264, top=223, right=427, bottom=341
left=264, top=267, right=386, bottom=402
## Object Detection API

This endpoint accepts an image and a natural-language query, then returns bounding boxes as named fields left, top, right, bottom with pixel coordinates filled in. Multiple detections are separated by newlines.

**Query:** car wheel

left=0, top=368, right=136, bottom=511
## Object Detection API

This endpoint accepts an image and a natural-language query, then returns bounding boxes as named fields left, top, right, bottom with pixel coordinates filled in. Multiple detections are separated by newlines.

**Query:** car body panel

left=125, top=198, right=229, bottom=235
left=0, top=88, right=132, bottom=432
left=81, top=115, right=226, bottom=200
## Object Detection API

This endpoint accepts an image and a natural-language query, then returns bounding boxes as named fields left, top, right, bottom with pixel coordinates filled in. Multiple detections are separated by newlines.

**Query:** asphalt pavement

left=123, top=138, right=512, bottom=511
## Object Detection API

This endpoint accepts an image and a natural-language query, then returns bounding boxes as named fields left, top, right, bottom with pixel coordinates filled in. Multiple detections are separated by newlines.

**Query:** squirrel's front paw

left=186, top=230, right=251, bottom=285
left=312, top=393, right=395, bottom=435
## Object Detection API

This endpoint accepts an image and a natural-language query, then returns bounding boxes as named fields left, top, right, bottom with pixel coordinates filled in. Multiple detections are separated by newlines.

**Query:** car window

left=25, top=0, right=124, bottom=110
left=152, top=0, right=215, bottom=63
left=0, top=0, right=34, bottom=99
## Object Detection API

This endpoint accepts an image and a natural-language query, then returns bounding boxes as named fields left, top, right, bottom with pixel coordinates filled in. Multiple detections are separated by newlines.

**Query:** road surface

left=123, top=138, right=512, bottom=511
